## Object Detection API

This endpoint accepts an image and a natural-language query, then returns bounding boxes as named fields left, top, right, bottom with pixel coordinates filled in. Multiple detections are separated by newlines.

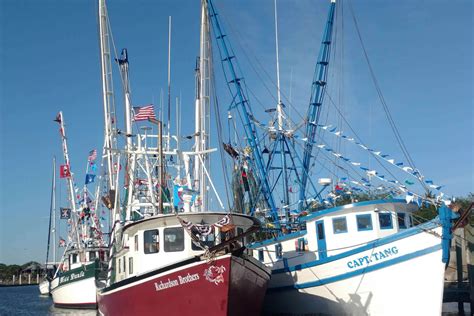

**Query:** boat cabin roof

left=300, top=199, right=417, bottom=223
left=122, top=211, right=259, bottom=236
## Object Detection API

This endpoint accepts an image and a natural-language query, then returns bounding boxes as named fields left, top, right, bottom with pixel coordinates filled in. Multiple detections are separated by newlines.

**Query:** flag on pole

left=133, top=105, right=156, bottom=121
left=59, top=238, right=66, bottom=247
left=60, top=207, right=71, bottom=219
left=59, top=164, right=71, bottom=178
left=88, top=149, right=97, bottom=162
left=85, top=174, right=96, bottom=184
left=54, top=113, right=61, bottom=123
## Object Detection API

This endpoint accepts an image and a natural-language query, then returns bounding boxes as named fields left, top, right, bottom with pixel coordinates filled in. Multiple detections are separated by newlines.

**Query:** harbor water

left=0, top=284, right=470, bottom=315
left=0, top=285, right=96, bottom=316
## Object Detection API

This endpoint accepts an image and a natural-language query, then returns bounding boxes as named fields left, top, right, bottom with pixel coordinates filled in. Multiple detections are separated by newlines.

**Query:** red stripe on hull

left=54, top=302, right=97, bottom=309
left=98, top=255, right=269, bottom=316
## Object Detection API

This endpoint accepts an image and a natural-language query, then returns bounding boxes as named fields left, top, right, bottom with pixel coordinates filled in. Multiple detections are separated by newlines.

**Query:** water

left=0, top=285, right=97, bottom=316
left=0, top=285, right=469, bottom=315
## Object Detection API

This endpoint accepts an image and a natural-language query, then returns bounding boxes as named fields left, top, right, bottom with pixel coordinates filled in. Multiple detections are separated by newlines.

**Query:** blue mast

left=299, top=0, right=336, bottom=211
left=206, top=0, right=279, bottom=224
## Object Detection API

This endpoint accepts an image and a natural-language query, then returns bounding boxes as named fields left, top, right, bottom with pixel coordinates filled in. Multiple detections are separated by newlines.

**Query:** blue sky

left=0, top=0, right=472, bottom=265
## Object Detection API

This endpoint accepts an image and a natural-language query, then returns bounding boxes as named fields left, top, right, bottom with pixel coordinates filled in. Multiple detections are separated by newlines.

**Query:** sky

left=0, top=0, right=472, bottom=265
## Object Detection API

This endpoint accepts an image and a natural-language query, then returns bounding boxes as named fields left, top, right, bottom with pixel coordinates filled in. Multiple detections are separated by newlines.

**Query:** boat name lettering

left=154, top=273, right=200, bottom=291
left=347, top=246, right=399, bottom=269
left=59, top=270, right=85, bottom=284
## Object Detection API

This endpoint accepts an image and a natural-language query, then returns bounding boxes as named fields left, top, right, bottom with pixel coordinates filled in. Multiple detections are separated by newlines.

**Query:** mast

left=299, top=0, right=336, bottom=211
left=117, top=49, right=137, bottom=220
left=56, top=112, right=82, bottom=250
left=274, top=0, right=284, bottom=131
left=98, top=0, right=118, bottom=191
left=167, top=16, right=172, bottom=152
left=273, top=0, right=291, bottom=224
left=194, top=0, right=211, bottom=212
left=45, top=157, right=56, bottom=266
left=52, top=156, right=56, bottom=263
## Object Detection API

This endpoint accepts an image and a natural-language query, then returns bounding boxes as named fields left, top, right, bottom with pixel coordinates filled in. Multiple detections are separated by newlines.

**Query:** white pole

left=274, top=0, right=284, bottom=130
left=52, top=156, right=56, bottom=263
left=167, top=16, right=172, bottom=152
left=98, top=0, right=116, bottom=189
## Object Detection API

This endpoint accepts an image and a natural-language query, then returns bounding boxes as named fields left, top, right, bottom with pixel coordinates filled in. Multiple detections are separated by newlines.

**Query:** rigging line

left=323, top=90, right=404, bottom=186
left=210, top=47, right=232, bottom=211
left=216, top=3, right=305, bottom=127
left=347, top=1, right=427, bottom=192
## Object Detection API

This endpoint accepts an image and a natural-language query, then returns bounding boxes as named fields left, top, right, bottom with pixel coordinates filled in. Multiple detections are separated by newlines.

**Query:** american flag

left=88, top=149, right=97, bottom=162
left=133, top=105, right=156, bottom=121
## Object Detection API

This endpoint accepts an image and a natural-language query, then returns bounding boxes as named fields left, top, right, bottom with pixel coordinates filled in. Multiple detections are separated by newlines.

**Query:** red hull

left=97, top=254, right=270, bottom=316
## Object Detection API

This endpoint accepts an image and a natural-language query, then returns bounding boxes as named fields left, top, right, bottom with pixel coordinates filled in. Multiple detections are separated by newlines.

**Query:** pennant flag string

left=313, top=123, right=445, bottom=190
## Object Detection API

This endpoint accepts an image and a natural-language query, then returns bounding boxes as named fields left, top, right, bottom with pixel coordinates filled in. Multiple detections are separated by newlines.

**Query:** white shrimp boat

left=250, top=199, right=453, bottom=315
left=49, top=111, right=108, bottom=308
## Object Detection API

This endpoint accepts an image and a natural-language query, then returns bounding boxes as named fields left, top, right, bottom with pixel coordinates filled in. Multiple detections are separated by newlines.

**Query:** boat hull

left=39, top=279, right=50, bottom=295
left=98, top=253, right=270, bottom=316
left=264, top=225, right=445, bottom=315
left=50, top=261, right=99, bottom=309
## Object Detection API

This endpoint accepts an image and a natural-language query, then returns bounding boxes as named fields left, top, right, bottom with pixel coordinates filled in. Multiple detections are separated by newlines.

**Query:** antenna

left=274, top=0, right=284, bottom=131
left=167, top=16, right=172, bottom=151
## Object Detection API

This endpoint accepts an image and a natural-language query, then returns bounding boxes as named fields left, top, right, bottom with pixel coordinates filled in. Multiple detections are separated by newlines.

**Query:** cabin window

left=118, top=258, right=121, bottom=273
left=71, top=253, right=78, bottom=264
left=356, top=214, right=373, bottom=231
left=134, top=235, right=139, bottom=252
left=296, top=238, right=307, bottom=252
left=378, top=213, right=393, bottom=230
left=397, top=213, right=407, bottom=229
left=237, top=227, right=245, bottom=243
left=123, top=257, right=126, bottom=273
left=332, top=217, right=348, bottom=234
left=144, top=229, right=159, bottom=254
left=129, top=257, right=133, bottom=274
left=191, top=227, right=215, bottom=250
left=275, top=243, right=283, bottom=259
left=164, top=227, right=185, bottom=252
left=89, top=251, right=96, bottom=261
left=258, top=249, right=264, bottom=261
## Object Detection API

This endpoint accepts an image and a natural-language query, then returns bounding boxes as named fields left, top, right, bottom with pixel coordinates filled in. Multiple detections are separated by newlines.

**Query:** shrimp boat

left=49, top=111, right=108, bottom=309
left=250, top=199, right=452, bottom=315
left=95, top=0, right=270, bottom=314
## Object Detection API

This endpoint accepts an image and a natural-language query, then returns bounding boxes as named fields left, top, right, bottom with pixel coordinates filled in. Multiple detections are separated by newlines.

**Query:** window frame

left=128, top=257, right=133, bottom=275
left=275, top=243, right=283, bottom=259
left=397, top=212, right=407, bottom=229
left=144, top=229, right=160, bottom=254
left=378, top=212, right=393, bottom=230
left=134, top=235, right=139, bottom=252
left=258, top=249, right=264, bottom=261
left=332, top=216, right=348, bottom=234
left=164, top=227, right=185, bottom=252
left=356, top=214, right=373, bottom=231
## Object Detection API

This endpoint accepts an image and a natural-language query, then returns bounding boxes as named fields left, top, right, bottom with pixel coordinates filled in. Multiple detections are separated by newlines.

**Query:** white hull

left=50, top=274, right=97, bottom=308
left=39, top=279, right=50, bottom=295
left=265, top=225, right=445, bottom=315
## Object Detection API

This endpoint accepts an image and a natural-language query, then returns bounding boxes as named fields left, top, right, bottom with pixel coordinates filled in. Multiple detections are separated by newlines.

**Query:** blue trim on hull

left=268, top=244, right=442, bottom=292
left=272, top=220, right=440, bottom=274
